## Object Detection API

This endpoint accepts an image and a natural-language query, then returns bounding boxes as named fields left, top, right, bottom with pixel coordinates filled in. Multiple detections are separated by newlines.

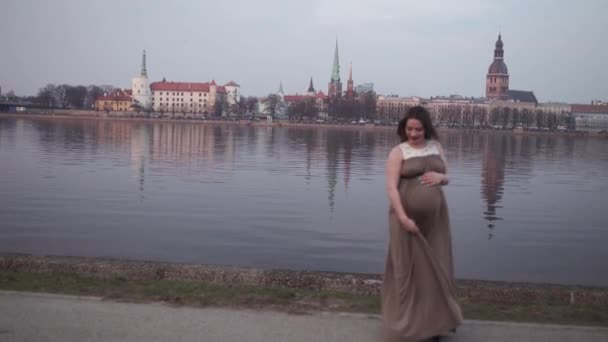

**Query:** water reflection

left=481, top=135, right=505, bottom=238
left=1, top=117, right=608, bottom=286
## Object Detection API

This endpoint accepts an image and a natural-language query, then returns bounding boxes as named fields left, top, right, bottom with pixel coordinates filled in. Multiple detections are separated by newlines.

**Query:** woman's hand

left=419, top=171, right=446, bottom=187
left=399, top=216, right=420, bottom=234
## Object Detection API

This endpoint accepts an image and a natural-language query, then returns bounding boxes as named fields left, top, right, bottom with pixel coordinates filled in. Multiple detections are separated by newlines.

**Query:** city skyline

left=1, top=0, right=607, bottom=103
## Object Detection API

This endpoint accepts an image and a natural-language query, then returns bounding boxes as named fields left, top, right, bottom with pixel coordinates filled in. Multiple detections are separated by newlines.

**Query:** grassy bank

left=2, top=271, right=607, bottom=327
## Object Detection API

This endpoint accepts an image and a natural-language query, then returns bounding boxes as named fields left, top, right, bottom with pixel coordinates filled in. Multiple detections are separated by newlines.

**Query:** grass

left=1, top=271, right=607, bottom=326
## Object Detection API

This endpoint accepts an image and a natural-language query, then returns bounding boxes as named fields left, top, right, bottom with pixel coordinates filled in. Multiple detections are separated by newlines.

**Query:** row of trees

left=287, top=98, right=318, bottom=121
left=327, top=92, right=377, bottom=121
left=379, top=103, right=573, bottom=130
left=36, top=84, right=118, bottom=109
left=434, top=105, right=572, bottom=130
left=280, top=92, right=378, bottom=121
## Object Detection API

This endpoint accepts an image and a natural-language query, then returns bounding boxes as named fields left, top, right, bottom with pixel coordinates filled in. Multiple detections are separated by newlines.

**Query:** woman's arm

left=436, top=141, right=449, bottom=185
left=386, top=147, right=419, bottom=233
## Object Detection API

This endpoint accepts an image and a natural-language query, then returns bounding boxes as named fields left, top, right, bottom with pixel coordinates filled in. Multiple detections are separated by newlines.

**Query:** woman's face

left=405, top=118, right=425, bottom=144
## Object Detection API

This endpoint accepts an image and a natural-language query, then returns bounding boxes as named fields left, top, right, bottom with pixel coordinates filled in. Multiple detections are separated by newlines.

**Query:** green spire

left=331, top=38, right=340, bottom=82
left=141, top=50, right=147, bottom=77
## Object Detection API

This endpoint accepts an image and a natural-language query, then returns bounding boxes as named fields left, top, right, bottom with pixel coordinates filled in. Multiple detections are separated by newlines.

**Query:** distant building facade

left=95, top=89, right=133, bottom=112
left=282, top=78, right=329, bottom=119
left=149, top=79, right=238, bottom=116
left=572, top=104, right=608, bottom=132
left=355, top=83, right=374, bottom=94
left=377, top=96, right=423, bottom=123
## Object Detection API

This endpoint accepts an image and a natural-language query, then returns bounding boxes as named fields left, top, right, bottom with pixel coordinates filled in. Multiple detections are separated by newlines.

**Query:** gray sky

left=1, top=0, right=607, bottom=103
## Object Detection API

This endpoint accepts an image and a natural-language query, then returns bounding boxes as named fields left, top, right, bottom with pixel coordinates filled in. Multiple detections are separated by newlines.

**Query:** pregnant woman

left=382, top=106, right=462, bottom=342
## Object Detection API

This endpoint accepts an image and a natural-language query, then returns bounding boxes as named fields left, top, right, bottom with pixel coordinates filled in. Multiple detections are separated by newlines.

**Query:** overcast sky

left=1, top=0, right=607, bottom=103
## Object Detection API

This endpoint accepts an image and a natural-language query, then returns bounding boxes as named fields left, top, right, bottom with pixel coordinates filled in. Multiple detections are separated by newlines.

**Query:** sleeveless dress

left=382, top=140, right=462, bottom=342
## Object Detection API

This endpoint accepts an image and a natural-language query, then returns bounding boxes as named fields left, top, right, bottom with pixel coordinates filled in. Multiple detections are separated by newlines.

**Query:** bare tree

left=52, top=85, right=69, bottom=108
left=245, top=97, right=258, bottom=115
left=36, top=84, right=56, bottom=107
left=65, top=85, right=87, bottom=109
left=84, top=85, right=104, bottom=109
left=266, top=94, right=280, bottom=118
left=535, top=109, right=545, bottom=129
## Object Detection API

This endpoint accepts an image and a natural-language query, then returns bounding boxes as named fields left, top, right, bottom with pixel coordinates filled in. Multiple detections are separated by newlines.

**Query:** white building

left=224, top=81, right=240, bottom=106
left=132, top=50, right=151, bottom=110
left=129, top=50, right=239, bottom=116
left=572, top=104, right=608, bottom=132
left=150, top=80, right=219, bottom=115
left=377, top=95, right=424, bottom=123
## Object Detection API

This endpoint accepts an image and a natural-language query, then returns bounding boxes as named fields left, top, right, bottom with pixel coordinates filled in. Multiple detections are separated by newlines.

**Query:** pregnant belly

left=401, top=181, right=443, bottom=221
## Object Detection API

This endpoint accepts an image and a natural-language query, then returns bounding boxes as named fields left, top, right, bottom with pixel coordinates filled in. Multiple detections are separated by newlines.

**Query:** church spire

left=307, top=77, right=315, bottom=93
left=278, top=81, right=284, bottom=95
left=346, top=62, right=354, bottom=99
left=140, top=50, right=147, bottom=77
left=331, top=38, right=340, bottom=82
left=348, top=62, right=352, bottom=81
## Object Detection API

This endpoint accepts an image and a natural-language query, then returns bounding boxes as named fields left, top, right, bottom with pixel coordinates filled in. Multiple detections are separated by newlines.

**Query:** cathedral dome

left=488, top=59, right=508, bottom=75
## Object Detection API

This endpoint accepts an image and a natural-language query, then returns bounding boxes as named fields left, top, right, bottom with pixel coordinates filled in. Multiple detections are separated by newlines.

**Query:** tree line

left=35, top=84, right=119, bottom=109
left=379, top=103, right=572, bottom=130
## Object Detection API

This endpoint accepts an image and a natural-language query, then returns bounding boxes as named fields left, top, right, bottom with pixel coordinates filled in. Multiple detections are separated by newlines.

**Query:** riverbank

left=1, top=111, right=604, bottom=137
left=1, top=254, right=607, bottom=326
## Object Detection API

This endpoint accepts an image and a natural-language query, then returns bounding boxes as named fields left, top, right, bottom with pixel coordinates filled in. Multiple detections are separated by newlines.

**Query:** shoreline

left=1, top=111, right=603, bottom=137
left=2, top=254, right=607, bottom=306
left=2, top=254, right=607, bottom=326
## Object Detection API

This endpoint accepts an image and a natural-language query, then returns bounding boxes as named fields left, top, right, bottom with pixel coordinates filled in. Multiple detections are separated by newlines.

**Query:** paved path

left=1, top=291, right=607, bottom=341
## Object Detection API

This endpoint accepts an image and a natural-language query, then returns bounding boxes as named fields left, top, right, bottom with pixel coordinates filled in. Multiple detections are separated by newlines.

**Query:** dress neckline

left=405, top=140, right=429, bottom=150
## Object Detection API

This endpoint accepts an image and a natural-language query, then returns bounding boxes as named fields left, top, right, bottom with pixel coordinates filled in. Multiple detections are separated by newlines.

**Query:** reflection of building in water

left=150, top=123, right=218, bottom=167
left=481, top=135, right=505, bottom=238
left=343, top=141, right=352, bottom=192
left=130, top=125, right=150, bottom=195
left=95, top=121, right=136, bottom=151
left=325, top=134, right=339, bottom=213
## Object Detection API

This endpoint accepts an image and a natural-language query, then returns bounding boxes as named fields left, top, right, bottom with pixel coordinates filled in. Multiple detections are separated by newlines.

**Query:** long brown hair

left=397, top=106, right=439, bottom=143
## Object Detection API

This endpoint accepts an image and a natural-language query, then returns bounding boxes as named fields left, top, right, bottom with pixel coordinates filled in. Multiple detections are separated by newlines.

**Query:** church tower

left=307, top=77, right=315, bottom=96
left=346, top=62, right=354, bottom=99
left=486, top=34, right=510, bottom=100
left=328, top=38, right=342, bottom=98
left=132, top=50, right=151, bottom=109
